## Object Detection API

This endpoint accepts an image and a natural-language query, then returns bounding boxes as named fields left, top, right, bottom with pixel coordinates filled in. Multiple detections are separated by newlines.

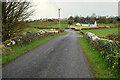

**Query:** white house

left=75, top=23, right=81, bottom=26
left=75, top=21, right=97, bottom=27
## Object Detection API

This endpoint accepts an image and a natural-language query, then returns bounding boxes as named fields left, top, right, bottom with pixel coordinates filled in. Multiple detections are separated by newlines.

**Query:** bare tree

left=2, top=0, right=34, bottom=41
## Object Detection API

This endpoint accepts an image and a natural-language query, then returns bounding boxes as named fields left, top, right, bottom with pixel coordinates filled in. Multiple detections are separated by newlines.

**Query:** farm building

left=75, top=21, right=97, bottom=27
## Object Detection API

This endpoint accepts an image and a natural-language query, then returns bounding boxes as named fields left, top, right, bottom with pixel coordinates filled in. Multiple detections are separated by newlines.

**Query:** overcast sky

left=29, top=0, right=120, bottom=20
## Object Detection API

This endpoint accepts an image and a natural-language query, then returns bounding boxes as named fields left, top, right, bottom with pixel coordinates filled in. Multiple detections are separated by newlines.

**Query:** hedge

left=84, top=32, right=120, bottom=72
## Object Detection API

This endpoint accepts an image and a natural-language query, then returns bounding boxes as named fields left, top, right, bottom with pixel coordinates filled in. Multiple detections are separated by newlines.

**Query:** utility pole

left=58, top=9, right=60, bottom=28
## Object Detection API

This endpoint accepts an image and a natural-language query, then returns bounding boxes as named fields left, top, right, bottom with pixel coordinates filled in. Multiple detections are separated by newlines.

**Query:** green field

left=2, top=31, right=67, bottom=64
left=22, top=21, right=68, bottom=34
left=71, top=25, right=92, bottom=29
left=98, top=23, right=118, bottom=27
left=76, top=31, right=120, bottom=78
left=45, top=23, right=68, bottom=29
left=24, top=28, right=40, bottom=32
left=28, top=21, right=57, bottom=27
left=28, top=21, right=68, bottom=29
left=83, top=28, right=119, bottom=38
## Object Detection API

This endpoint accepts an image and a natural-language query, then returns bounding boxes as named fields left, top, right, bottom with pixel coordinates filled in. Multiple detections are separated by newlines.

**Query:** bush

left=68, top=20, right=74, bottom=25
left=106, top=33, right=118, bottom=41
left=84, top=32, right=120, bottom=71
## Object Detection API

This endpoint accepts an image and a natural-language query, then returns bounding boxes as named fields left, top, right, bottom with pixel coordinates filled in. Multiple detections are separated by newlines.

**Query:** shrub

left=106, top=33, right=118, bottom=41
left=84, top=32, right=120, bottom=71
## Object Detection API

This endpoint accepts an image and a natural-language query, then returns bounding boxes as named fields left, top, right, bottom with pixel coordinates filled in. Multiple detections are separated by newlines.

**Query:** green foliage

left=97, top=40, right=119, bottom=55
left=74, top=16, right=80, bottom=22
left=68, top=21, right=74, bottom=25
left=68, top=16, right=74, bottom=20
left=68, top=15, right=118, bottom=24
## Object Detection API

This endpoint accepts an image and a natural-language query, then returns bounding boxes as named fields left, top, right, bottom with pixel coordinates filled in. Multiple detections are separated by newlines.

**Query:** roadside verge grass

left=2, top=31, right=67, bottom=65
left=76, top=31, right=120, bottom=78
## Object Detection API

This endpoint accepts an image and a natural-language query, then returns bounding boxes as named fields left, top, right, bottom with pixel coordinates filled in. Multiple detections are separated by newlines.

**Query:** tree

left=68, top=21, right=73, bottom=25
left=68, top=16, right=74, bottom=20
left=2, top=0, right=34, bottom=41
left=74, top=16, right=80, bottom=22
left=68, top=16, right=74, bottom=25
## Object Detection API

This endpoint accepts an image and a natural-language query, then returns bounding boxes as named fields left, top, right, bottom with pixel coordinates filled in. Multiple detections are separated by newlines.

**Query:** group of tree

left=2, top=0, right=33, bottom=41
left=68, top=15, right=120, bottom=25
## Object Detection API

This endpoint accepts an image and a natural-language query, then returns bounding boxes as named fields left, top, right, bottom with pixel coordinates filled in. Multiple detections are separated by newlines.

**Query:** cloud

left=29, top=1, right=118, bottom=20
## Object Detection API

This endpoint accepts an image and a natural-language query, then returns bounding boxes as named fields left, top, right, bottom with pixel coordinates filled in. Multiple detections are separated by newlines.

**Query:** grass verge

left=2, top=31, right=67, bottom=65
left=76, top=31, right=120, bottom=78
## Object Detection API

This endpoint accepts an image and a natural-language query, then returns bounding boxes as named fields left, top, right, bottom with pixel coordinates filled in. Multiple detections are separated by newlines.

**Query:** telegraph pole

left=58, top=9, right=60, bottom=28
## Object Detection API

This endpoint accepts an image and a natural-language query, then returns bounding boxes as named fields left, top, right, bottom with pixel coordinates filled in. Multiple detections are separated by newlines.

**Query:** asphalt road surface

left=3, top=30, right=92, bottom=78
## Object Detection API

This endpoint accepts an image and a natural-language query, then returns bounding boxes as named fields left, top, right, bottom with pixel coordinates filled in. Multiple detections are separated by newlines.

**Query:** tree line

left=68, top=15, right=120, bottom=25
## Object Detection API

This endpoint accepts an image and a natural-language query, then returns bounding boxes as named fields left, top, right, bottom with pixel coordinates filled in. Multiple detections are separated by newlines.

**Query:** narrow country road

left=3, top=30, right=92, bottom=78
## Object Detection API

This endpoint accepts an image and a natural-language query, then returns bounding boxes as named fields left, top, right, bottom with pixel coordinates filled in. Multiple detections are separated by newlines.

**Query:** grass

left=28, top=21, right=68, bottom=29
left=28, top=21, right=57, bottom=27
left=45, top=23, right=68, bottom=29
left=98, top=23, right=118, bottom=27
left=71, top=25, right=92, bottom=29
left=24, top=28, right=40, bottom=32
left=2, top=31, right=68, bottom=65
left=83, top=28, right=119, bottom=38
left=76, top=31, right=120, bottom=78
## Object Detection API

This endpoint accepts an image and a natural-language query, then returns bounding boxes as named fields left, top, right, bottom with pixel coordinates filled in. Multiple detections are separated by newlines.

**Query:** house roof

left=82, top=21, right=95, bottom=24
